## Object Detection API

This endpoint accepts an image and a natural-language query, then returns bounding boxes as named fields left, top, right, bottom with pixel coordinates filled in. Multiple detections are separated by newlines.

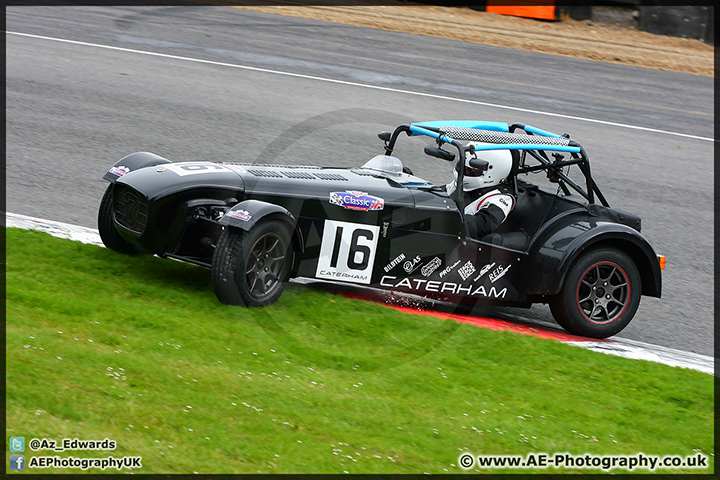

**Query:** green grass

left=5, top=227, right=714, bottom=474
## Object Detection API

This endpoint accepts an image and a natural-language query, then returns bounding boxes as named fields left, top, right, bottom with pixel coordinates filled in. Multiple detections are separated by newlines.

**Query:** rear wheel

left=550, top=248, right=641, bottom=339
left=97, top=184, right=140, bottom=254
left=211, top=220, right=293, bottom=307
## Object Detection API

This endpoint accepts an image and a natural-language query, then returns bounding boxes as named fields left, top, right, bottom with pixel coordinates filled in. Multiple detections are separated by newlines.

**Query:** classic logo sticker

left=329, top=191, right=384, bottom=212
left=109, top=165, right=130, bottom=177
left=225, top=210, right=252, bottom=221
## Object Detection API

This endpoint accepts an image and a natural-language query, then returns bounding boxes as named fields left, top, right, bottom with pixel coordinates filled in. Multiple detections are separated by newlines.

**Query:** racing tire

left=550, top=247, right=641, bottom=339
left=211, top=220, right=294, bottom=307
left=97, top=184, right=141, bottom=255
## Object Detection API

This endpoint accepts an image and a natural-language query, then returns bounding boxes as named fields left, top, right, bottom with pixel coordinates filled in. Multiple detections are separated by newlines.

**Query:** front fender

left=102, top=152, right=172, bottom=183
left=219, top=200, right=303, bottom=253
left=526, top=218, right=662, bottom=298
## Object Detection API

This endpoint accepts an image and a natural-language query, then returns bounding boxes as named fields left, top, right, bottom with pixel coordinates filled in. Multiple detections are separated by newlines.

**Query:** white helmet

left=454, top=143, right=513, bottom=192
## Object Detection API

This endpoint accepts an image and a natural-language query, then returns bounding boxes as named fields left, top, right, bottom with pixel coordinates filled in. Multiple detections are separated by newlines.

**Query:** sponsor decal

left=403, top=255, right=422, bottom=273
left=457, top=261, right=477, bottom=281
left=329, top=190, right=384, bottom=212
left=380, top=276, right=507, bottom=299
left=225, top=210, right=252, bottom=221
left=316, top=220, right=379, bottom=284
left=489, top=264, right=512, bottom=283
left=384, top=253, right=406, bottom=273
left=421, top=257, right=442, bottom=277
left=438, top=260, right=461, bottom=278
left=109, top=165, right=130, bottom=177
left=473, top=262, right=496, bottom=282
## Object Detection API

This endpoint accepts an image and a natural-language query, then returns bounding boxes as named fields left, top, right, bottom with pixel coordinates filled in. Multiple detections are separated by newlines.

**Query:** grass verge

left=5, top=227, right=714, bottom=474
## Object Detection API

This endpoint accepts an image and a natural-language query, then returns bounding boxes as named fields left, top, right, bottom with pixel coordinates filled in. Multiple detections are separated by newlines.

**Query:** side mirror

left=468, top=158, right=489, bottom=172
left=378, top=131, right=392, bottom=142
left=424, top=145, right=455, bottom=161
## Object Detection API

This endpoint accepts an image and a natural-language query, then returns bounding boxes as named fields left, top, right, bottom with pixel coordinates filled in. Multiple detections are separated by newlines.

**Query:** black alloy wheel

left=550, top=247, right=641, bottom=339
left=212, top=219, right=293, bottom=307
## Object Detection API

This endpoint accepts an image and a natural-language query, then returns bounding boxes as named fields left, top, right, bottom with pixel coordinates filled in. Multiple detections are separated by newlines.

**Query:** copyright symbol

left=459, top=452, right=475, bottom=469
left=29, top=438, right=41, bottom=451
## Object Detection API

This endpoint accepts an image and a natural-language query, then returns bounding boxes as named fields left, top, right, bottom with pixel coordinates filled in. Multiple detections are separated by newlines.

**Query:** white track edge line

left=5, top=212, right=714, bottom=375
left=7, top=31, right=714, bottom=143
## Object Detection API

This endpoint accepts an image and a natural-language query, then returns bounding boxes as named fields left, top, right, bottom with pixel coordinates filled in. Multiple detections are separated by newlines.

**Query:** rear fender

left=102, top=152, right=172, bottom=183
left=557, top=230, right=662, bottom=298
left=219, top=199, right=304, bottom=253
left=527, top=220, right=662, bottom=297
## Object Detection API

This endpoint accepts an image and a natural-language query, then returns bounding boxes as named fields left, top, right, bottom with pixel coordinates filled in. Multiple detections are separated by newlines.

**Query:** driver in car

left=446, top=146, right=516, bottom=238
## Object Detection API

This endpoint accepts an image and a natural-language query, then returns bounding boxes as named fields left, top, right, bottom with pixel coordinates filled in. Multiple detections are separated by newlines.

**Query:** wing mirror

left=468, top=157, right=489, bottom=172
left=424, top=145, right=455, bottom=161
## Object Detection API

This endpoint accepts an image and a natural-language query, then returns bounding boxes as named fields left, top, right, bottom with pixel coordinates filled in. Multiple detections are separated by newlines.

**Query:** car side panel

left=365, top=188, right=531, bottom=304
left=230, top=168, right=414, bottom=286
left=524, top=210, right=662, bottom=298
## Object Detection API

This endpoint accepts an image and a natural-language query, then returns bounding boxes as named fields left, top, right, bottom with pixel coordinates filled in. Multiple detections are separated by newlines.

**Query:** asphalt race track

left=6, top=5, right=714, bottom=357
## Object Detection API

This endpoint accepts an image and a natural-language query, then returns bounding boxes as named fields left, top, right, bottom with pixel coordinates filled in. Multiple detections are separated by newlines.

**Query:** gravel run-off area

left=228, top=1, right=713, bottom=77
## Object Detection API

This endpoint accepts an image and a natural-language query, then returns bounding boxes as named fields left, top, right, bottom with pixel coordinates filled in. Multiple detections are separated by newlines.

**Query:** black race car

left=98, top=120, right=663, bottom=339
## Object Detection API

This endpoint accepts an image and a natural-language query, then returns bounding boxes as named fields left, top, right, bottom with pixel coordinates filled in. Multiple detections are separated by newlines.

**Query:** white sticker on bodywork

left=164, top=162, right=235, bottom=176
left=316, top=220, right=379, bottom=285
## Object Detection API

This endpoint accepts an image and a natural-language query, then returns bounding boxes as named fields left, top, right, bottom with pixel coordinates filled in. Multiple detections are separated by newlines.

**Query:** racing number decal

left=316, top=220, right=379, bottom=284
left=165, top=163, right=233, bottom=176
left=330, top=227, right=372, bottom=270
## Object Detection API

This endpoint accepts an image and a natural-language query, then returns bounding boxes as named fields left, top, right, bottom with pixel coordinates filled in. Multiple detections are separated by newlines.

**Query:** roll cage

left=379, top=121, right=609, bottom=215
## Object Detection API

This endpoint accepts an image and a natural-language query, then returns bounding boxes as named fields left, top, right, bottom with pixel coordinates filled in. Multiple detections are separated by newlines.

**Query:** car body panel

left=102, top=152, right=172, bottom=183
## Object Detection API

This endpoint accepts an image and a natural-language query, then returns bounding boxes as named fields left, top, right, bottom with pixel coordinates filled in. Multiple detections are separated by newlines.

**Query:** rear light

left=657, top=255, right=666, bottom=270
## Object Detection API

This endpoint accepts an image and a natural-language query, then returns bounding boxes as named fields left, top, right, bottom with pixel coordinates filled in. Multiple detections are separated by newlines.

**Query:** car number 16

left=316, top=220, right=380, bottom=284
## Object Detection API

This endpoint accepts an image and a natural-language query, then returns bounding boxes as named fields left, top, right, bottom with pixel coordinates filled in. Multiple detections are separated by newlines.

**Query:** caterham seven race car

left=98, top=121, right=663, bottom=339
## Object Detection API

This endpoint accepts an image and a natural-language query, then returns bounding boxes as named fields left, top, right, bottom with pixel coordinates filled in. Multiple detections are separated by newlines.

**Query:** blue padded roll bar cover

left=523, top=124, right=565, bottom=138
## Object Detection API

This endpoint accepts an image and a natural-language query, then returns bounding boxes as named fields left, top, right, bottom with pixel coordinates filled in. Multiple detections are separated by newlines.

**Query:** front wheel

left=550, top=247, right=641, bottom=339
left=211, top=220, right=294, bottom=307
